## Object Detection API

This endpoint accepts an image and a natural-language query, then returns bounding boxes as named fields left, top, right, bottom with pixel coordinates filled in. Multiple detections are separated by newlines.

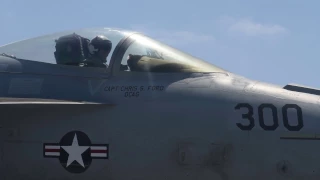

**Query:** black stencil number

left=258, top=104, right=279, bottom=131
left=235, top=103, right=255, bottom=131
left=282, top=104, right=303, bottom=131
left=235, top=103, right=304, bottom=131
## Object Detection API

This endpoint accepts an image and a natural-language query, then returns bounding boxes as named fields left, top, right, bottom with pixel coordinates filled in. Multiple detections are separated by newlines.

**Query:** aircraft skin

left=0, top=28, right=319, bottom=180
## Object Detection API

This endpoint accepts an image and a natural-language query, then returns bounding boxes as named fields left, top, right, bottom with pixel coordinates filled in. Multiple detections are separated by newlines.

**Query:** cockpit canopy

left=0, top=27, right=224, bottom=73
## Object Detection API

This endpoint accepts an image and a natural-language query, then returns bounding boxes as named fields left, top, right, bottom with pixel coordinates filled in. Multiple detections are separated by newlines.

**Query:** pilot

left=82, top=35, right=112, bottom=68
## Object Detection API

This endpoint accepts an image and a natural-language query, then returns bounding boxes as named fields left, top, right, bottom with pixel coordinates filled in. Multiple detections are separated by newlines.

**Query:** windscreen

left=120, top=33, right=225, bottom=73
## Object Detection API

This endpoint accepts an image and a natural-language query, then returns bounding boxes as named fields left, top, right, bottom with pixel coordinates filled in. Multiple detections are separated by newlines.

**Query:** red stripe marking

left=45, top=149, right=60, bottom=152
left=90, top=150, right=107, bottom=153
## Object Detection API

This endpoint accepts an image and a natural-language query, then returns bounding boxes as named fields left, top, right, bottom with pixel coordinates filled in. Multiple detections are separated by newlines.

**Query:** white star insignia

left=61, top=133, right=89, bottom=168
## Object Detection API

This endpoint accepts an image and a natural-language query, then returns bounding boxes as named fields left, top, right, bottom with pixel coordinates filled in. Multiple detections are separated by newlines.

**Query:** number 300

left=235, top=103, right=303, bottom=131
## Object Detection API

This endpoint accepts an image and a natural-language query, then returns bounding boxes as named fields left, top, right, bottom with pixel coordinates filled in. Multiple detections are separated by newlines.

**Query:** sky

left=0, top=0, right=319, bottom=87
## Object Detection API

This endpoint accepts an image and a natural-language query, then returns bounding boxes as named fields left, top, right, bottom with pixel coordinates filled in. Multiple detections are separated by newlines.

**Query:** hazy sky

left=0, top=0, right=319, bottom=87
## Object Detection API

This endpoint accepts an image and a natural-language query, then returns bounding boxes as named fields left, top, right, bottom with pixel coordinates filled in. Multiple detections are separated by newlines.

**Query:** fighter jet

left=0, top=27, right=319, bottom=180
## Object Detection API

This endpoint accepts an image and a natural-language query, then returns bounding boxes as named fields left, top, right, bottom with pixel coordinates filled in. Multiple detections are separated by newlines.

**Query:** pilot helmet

left=90, top=35, right=112, bottom=54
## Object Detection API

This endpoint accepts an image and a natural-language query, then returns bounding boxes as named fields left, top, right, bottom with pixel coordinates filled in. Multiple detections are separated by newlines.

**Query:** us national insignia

left=43, top=131, right=109, bottom=173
